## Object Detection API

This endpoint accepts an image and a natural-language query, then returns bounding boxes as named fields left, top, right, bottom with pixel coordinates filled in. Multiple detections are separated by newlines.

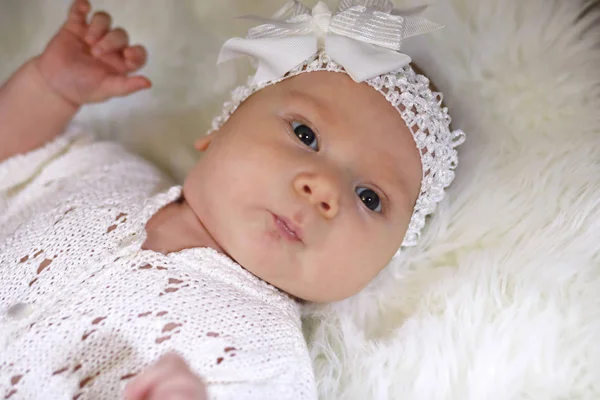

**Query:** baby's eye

left=356, top=187, right=382, bottom=213
left=291, top=121, right=319, bottom=151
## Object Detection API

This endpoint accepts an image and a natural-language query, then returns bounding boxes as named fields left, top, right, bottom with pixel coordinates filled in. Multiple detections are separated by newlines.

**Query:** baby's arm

left=0, top=0, right=150, bottom=162
left=0, top=58, right=79, bottom=162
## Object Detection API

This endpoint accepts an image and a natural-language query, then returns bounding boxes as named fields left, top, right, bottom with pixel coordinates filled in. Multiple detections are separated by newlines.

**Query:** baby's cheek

left=343, top=226, right=396, bottom=284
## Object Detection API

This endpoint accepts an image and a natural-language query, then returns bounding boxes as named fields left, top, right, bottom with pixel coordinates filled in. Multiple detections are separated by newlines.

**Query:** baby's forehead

left=275, top=71, right=407, bottom=129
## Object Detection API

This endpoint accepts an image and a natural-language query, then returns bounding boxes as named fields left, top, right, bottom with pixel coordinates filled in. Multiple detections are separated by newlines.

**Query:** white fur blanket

left=2, top=0, right=599, bottom=398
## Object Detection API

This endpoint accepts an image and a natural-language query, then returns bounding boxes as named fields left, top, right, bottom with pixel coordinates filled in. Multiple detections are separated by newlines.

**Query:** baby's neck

left=142, top=195, right=223, bottom=255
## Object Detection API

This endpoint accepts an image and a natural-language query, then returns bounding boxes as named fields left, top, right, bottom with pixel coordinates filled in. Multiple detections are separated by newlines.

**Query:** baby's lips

left=272, top=212, right=304, bottom=242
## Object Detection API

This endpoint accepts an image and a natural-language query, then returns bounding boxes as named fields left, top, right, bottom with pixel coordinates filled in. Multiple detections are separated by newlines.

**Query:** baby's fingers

left=63, top=0, right=91, bottom=36
left=124, top=45, right=148, bottom=72
left=92, top=45, right=146, bottom=75
left=147, top=374, right=207, bottom=400
left=124, top=353, right=189, bottom=400
left=85, top=11, right=112, bottom=45
left=93, top=75, right=151, bottom=102
left=123, top=361, right=169, bottom=400
left=92, top=27, right=129, bottom=56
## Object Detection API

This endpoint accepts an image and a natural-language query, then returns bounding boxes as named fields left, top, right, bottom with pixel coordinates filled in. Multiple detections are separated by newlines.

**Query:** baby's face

left=184, top=71, right=421, bottom=302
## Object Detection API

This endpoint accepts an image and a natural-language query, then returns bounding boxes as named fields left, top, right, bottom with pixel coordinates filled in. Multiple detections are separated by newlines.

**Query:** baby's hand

left=124, top=353, right=208, bottom=400
left=35, top=0, right=151, bottom=106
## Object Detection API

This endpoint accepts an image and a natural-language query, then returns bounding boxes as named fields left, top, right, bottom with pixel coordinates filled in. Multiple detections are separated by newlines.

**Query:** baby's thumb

left=95, top=75, right=151, bottom=102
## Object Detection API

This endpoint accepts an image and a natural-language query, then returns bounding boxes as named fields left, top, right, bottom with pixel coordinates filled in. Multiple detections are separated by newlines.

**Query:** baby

left=0, top=0, right=464, bottom=399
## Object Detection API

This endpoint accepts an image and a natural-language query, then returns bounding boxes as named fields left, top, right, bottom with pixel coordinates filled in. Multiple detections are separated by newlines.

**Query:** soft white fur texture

left=2, top=0, right=600, bottom=399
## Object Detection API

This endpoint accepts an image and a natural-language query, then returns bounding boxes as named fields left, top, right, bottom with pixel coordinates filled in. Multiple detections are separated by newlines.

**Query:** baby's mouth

left=271, top=213, right=302, bottom=243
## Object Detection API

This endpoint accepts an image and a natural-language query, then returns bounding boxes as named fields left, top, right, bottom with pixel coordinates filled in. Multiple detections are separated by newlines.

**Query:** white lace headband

left=211, top=0, right=466, bottom=250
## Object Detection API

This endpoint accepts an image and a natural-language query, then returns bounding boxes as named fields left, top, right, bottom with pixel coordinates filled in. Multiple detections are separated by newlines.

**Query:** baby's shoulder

left=0, top=128, right=173, bottom=240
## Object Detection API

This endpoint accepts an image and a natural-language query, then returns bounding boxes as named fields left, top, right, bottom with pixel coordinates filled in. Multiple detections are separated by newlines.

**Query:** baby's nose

left=293, top=173, right=340, bottom=219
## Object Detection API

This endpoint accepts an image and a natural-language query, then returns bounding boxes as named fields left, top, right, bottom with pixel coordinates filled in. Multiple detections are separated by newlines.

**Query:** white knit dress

left=0, top=127, right=317, bottom=400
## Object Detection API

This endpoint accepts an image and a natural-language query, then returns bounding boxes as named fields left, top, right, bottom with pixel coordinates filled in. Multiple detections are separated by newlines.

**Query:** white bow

left=218, top=0, right=442, bottom=83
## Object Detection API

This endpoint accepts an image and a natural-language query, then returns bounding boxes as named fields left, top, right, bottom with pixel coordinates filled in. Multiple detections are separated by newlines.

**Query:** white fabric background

left=1, top=0, right=599, bottom=398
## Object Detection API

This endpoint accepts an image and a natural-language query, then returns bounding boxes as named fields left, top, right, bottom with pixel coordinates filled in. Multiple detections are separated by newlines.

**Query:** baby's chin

left=229, top=249, right=369, bottom=303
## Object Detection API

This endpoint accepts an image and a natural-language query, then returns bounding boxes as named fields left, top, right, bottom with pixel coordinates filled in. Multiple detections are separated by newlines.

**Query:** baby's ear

left=194, top=135, right=214, bottom=152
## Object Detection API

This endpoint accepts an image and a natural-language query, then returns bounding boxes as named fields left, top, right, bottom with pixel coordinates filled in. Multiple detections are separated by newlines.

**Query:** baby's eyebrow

left=284, top=90, right=333, bottom=127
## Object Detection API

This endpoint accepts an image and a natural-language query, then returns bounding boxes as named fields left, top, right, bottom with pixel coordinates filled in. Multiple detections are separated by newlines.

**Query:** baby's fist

left=124, top=353, right=208, bottom=400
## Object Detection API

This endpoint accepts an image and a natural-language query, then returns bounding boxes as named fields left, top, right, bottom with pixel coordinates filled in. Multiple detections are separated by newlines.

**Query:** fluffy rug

left=2, top=0, right=599, bottom=398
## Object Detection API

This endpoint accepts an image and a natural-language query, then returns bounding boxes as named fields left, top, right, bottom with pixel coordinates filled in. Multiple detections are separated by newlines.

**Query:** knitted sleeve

left=0, top=125, right=94, bottom=195
left=0, top=125, right=167, bottom=241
